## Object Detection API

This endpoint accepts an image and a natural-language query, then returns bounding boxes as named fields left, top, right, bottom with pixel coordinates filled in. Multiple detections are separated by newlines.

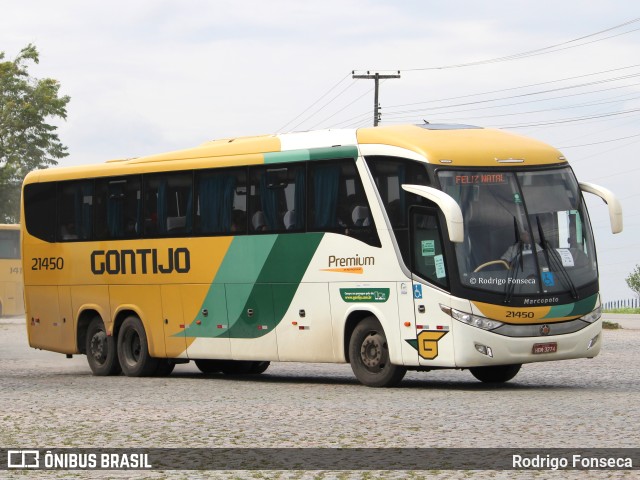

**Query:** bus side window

left=411, top=209, right=448, bottom=289
left=195, top=168, right=247, bottom=235
left=24, top=183, right=57, bottom=243
left=144, top=172, right=193, bottom=237
left=248, top=164, right=305, bottom=233
left=95, top=176, right=141, bottom=240
left=57, top=180, right=94, bottom=241
left=308, top=159, right=380, bottom=247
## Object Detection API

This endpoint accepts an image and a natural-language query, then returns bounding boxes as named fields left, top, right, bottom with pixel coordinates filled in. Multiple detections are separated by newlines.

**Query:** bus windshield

left=438, top=167, right=597, bottom=298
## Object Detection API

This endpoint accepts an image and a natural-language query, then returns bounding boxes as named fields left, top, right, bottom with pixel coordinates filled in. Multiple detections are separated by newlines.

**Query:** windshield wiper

left=536, top=216, right=578, bottom=298
left=503, top=218, right=522, bottom=304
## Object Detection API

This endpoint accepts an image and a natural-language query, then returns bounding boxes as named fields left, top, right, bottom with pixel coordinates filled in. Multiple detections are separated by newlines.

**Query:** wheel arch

left=112, top=307, right=144, bottom=344
left=343, top=309, right=380, bottom=363
left=76, top=308, right=102, bottom=354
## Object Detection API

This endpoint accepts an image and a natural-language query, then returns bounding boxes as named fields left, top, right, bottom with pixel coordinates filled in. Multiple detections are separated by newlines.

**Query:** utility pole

left=352, top=70, right=401, bottom=126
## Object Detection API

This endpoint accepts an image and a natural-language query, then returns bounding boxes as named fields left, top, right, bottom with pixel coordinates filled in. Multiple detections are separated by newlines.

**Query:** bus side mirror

left=401, top=184, right=464, bottom=243
left=579, top=182, right=623, bottom=234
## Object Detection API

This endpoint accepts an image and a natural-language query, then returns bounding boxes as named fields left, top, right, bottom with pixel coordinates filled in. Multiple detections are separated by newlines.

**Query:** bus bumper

left=452, top=318, right=602, bottom=367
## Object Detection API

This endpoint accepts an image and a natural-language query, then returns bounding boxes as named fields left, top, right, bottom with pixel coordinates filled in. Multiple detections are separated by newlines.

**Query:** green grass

left=603, top=308, right=640, bottom=314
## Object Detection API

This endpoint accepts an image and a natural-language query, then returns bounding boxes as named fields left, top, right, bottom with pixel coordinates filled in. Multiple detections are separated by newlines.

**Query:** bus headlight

left=442, top=306, right=503, bottom=331
left=581, top=307, right=602, bottom=324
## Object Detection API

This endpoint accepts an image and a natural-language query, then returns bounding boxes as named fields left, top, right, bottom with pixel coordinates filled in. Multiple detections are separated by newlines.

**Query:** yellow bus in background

left=0, top=224, right=24, bottom=317
left=20, top=124, right=622, bottom=386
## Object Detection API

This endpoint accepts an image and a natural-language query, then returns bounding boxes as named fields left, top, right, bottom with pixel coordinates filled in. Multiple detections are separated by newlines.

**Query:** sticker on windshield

left=422, top=240, right=435, bottom=256
left=434, top=254, right=446, bottom=279
left=556, top=249, right=575, bottom=267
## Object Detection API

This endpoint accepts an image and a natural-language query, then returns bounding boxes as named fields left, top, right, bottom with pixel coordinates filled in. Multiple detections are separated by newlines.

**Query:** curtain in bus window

left=157, top=180, right=168, bottom=235
left=313, top=164, right=340, bottom=228
left=185, top=183, right=193, bottom=233
left=293, top=168, right=306, bottom=230
left=199, top=175, right=236, bottom=233
left=136, top=190, right=142, bottom=236
left=260, top=175, right=280, bottom=231
left=396, top=164, right=406, bottom=226
left=74, top=183, right=93, bottom=240
left=107, top=182, right=124, bottom=238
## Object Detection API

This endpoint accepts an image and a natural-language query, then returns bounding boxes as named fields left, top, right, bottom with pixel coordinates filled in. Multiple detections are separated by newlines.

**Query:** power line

left=402, top=18, right=640, bottom=71
left=558, top=132, right=640, bottom=149
left=287, top=79, right=359, bottom=133
left=276, top=73, right=351, bottom=133
left=385, top=68, right=640, bottom=113
left=495, top=106, right=640, bottom=129
left=382, top=80, right=640, bottom=121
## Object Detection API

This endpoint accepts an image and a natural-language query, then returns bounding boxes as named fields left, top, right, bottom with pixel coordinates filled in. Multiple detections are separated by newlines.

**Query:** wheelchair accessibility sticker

left=413, top=284, right=423, bottom=299
left=541, top=271, right=555, bottom=287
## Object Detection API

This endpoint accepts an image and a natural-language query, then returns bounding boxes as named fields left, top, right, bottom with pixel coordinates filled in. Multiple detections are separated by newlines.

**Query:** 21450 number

left=506, top=310, right=535, bottom=319
left=31, top=257, right=64, bottom=271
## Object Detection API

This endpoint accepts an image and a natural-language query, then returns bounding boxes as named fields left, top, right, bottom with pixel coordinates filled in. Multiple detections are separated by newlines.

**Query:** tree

left=626, top=265, right=640, bottom=298
left=0, top=44, right=70, bottom=223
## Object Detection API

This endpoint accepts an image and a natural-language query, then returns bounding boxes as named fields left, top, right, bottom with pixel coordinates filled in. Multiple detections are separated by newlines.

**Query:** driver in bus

left=501, top=230, right=543, bottom=265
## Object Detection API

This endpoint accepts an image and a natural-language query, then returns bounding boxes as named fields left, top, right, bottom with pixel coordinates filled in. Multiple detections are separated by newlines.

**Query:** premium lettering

left=328, top=254, right=375, bottom=268
left=91, top=248, right=190, bottom=275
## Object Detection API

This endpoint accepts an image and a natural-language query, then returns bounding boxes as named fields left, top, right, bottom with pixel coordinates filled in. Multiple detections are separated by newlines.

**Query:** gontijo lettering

left=90, top=248, right=190, bottom=275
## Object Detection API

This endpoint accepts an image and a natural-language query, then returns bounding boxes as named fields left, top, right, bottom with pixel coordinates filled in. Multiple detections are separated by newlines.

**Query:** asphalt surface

left=1, top=314, right=638, bottom=479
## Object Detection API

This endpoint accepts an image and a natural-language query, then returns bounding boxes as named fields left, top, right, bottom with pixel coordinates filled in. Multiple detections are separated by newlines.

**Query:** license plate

left=532, top=342, right=557, bottom=354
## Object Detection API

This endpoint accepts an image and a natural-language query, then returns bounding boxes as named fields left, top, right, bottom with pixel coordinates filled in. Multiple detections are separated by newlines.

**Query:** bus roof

left=23, top=124, right=566, bottom=183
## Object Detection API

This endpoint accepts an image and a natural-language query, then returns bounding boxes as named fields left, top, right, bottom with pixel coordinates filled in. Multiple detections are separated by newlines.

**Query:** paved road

left=1, top=315, right=638, bottom=479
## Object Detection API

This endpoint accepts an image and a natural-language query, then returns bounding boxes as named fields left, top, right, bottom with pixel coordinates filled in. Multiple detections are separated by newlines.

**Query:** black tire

left=349, top=316, right=406, bottom=387
left=220, top=360, right=254, bottom=375
left=195, top=359, right=224, bottom=374
left=470, top=364, right=522, bottom=383
left=86, top=316, right=121, bottom=376
left=117, top=316, right=158, bottom=377
left=154, top=359, right=176, bottom=377
left=247, top=361, right=270, bottom=374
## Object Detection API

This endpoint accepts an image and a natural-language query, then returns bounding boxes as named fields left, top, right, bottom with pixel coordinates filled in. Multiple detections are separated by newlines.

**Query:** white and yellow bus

left=21, top=124, right=622, bottom=386
left=0, top=224, right=24, bottom=317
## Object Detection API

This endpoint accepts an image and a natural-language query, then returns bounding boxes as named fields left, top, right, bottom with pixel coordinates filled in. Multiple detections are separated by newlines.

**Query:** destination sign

left=455, top=174, right=508, bottom=185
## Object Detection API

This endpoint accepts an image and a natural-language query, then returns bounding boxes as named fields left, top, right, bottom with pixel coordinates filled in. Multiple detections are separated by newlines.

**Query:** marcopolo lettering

left=91, top=248, right=190, bottom=275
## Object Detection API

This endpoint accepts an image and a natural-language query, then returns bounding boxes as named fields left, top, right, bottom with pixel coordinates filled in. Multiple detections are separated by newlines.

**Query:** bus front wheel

left=117, top=316, right=159, bottom=377
left=86, top=316, right=121, bottom=376
left=469, top=364, right=521, bottom=383
left=349, top=316, right=406, bottom=387
left=195, top=359, right=224, bottom=374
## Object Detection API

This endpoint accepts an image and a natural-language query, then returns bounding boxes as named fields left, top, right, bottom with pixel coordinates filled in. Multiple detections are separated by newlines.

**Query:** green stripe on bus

left=184, top=233, right=323, bottom=339
left=543, top=294, right=598, bottom=319
left=263, top=146, right=358, bottom=164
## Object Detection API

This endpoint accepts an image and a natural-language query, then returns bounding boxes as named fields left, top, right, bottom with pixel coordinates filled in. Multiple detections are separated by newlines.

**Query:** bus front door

left=409, top=208, right=455, bottom=367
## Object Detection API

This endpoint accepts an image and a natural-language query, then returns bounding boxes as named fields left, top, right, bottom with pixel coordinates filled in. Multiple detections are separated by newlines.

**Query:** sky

left=3, top=0, right=639, bottom=302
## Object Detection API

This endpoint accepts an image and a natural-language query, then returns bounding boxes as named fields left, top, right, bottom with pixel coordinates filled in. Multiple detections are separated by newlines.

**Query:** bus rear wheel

left=117, top=316, right=158, bottom=377
left=248, top=361, right=270, bottom=374
left=349, top=316, right=406, bottom=387
left=469, top=364, right=521, bottom=383
left=86, top=316, right=121, bottom=376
